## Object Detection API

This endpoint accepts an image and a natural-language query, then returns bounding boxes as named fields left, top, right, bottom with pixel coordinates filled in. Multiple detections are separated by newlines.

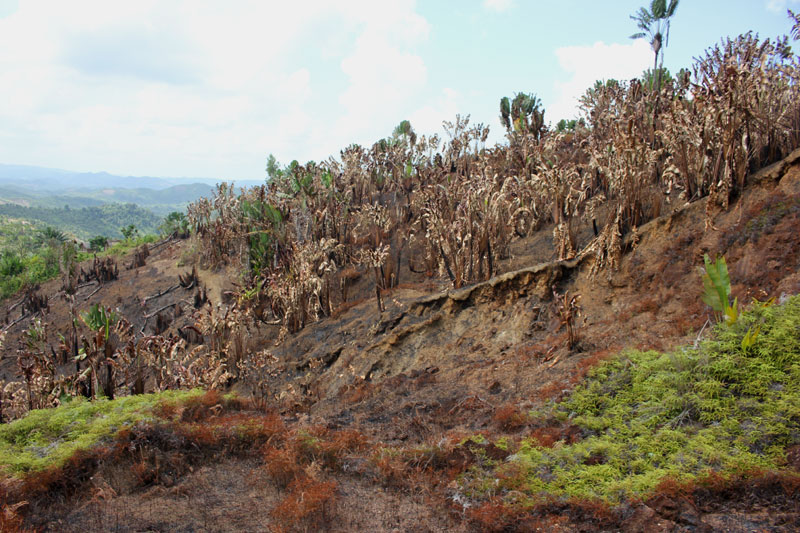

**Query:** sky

left=0, top=0, right=796, bottom=181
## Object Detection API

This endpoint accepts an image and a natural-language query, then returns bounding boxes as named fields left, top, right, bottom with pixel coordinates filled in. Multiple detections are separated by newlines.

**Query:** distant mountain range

left=0, top=182, right=216, bottom=215
left=0, top=163, right=263, bottom=191
left=0, top=163, right=265, bottom=238
left=0, top=163, right=265, bottom=216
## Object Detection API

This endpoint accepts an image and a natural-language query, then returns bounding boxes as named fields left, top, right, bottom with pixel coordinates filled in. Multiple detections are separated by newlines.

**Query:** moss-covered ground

left=0, top=389, right=203, bottom=475
left=459, top=295, right=800, bottom=504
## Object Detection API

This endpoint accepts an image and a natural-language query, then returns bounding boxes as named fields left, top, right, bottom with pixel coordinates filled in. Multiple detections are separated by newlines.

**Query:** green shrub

left=89, top=235, right=108, bottom=252
left=0, top=251, right=23, bottom=277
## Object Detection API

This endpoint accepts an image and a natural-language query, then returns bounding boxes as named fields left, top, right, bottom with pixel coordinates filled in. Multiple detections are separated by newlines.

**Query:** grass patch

left=0, top=389, right=203, bottom=476
left=460, top=295, right=800, bottom=504
left=103, top=234, right=158, bottom=257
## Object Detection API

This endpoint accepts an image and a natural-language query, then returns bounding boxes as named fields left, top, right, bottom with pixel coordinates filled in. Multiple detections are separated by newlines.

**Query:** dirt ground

left=3, top=152, right=800, bottom=531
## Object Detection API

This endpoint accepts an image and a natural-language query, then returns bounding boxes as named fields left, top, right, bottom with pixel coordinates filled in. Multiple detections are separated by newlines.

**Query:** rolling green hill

left=0, top=203, right=162, bottom=241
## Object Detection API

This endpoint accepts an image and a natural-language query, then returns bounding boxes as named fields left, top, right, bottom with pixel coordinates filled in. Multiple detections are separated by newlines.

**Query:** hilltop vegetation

left=0, top=217, right=67, bottom=299
left=186, top=29, right=799, bottom=342
left=0, top=214, right=166, bottom=300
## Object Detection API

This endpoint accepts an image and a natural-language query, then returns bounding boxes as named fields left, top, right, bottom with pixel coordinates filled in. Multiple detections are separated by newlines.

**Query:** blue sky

left=0, top=0, right=796, bottom=181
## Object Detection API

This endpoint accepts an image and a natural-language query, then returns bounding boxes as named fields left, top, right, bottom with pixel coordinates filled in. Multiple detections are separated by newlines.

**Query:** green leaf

left=741, top=325, right=761, bottom=353
left=701, top=254, right=731, bottom=314
left=724, top=298, right=739, bottom=326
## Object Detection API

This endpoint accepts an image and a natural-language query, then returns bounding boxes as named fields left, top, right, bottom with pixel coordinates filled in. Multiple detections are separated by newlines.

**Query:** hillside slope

left=1, top=151, right=799, bottom=531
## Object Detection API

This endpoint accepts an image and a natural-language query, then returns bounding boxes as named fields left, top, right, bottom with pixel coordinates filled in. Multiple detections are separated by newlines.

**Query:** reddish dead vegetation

left=465, top=469, right=800, bottom=532
left=0, top=500, right=33, bottom=533
left=372, top=433, right=511, bottom=499
left=537, top=348, right=616, bottom=402
left=6, top=386, right=800, bottom=532
left=493, top=403, right=529, bottom=432
left=269, top=477, right=338, bottom=532
left=1, top=390, right=387, bottom=532
left=257, top=425, right=371, bottom=531
left=648, top=470, right=800, bottom=521
left=467, top=496, right=615, bottom=533
left=528, top=420, right=582, bottom=448
left=3, top=392, right=288, bottom=526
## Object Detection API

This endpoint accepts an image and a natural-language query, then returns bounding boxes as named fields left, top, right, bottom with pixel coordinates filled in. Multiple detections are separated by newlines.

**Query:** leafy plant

left=120, top=224, right=139, bottom=241
left=80, top=304, right=118, bottom=341
left=158, top=211, right=190, bottom=238
left=38, top=226, right=67, bottom=245
left=700, top=254, right=738, bottom=324
left=0, top=251, right=23, bottom=277
left=500, top=93, right=546, bottom=139
left=88, top=235, right=108, bottom=252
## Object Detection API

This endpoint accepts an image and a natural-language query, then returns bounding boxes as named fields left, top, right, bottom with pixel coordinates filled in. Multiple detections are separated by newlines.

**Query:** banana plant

left=77, top=304, right=120, bottom=399
left=701, top=254, right=738, bottom=325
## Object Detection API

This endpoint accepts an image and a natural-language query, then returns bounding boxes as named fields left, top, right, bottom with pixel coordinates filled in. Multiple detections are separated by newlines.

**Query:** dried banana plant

left=1, top=381, right=28, bottom=422
left=237, top=349, right=280, bottom=411
left=265, top=239, right=342, bottom=338
left=16, top=319, right=57, bottom=411
left=353, top=203, right=393, bottom=311
left=413, top=116, right=515, bottom=288
left=187, top=182, right=245, bottom=269
left=660, top=33, right=800, bottom=223
left=552, top=287, right=582, bottom=350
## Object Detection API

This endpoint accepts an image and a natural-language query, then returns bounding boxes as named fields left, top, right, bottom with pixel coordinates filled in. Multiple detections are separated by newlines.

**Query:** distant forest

left=0, top=203, right=161, bottom=240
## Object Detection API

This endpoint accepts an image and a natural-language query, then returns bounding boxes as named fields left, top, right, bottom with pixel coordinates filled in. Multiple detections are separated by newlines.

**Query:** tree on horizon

left=630, top=0, right=680, bottom=93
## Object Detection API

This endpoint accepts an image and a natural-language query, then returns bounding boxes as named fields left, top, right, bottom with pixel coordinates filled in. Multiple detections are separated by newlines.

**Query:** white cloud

left=335, top=0, right=430, bottom=147
left=483, top=0, right=514, bottom=12
left=766, top=0, right=800, bottom=13
left=0, top=0, right=431, bottom=178
left=409, top=88, right=460, bottom=138
left=548, top=40, right=652, bottom=122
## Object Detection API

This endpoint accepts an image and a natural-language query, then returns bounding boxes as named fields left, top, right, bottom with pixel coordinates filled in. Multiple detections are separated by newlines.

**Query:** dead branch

left=447, top=394, right=494, bottom=415
left=148, top=236, right=174, bottom=252
left=140, top=299, right=192, bottom=334
left=144, top=302, right=181, bottom=320
left=83, top=285, right=103, bottom=302
left=143, top=284, right=180, bottom=304
left=7, top=298, right=24, bottom=312
left=7, top=312, right=31, bottom=329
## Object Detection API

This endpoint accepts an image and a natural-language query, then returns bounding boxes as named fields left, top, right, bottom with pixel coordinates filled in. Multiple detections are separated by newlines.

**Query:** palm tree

left=38, top=226, right=67, bottom=245
left=630, top=0, right=679, bottom=92
left=499, top=93, right=545, bottom=140
left=789, top=9, right=800, bottom=41
left=392, top=120, right=416, bottom=146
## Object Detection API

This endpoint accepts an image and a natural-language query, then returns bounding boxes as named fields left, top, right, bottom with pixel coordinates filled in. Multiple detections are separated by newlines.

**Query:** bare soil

left=3, top=152, right=800, bottom=531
